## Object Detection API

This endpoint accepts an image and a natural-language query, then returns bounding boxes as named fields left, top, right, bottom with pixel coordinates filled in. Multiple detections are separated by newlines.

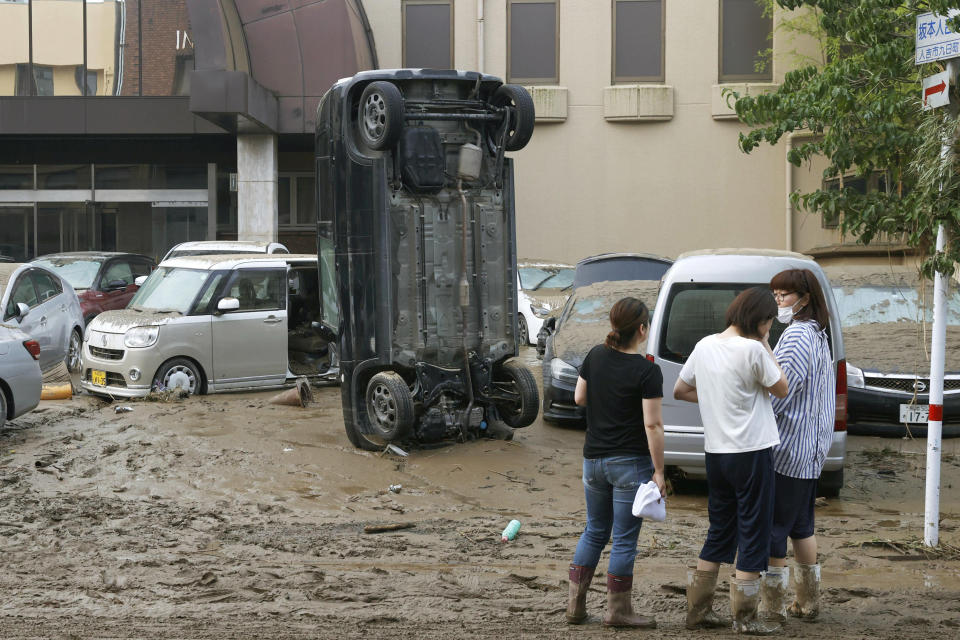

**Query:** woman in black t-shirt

left=565, top=297, right=666, bottom=628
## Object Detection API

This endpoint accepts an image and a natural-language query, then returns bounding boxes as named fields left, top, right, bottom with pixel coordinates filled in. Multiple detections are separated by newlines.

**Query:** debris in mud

left=388, top=484, right=402, bottom=494
left=115, top=406, right=134, bottom=414
left=382, top=444, right=408, bottom=458
left=842, top=536, right=960, bottom=560
left=268, top=377, right=313, bottom=407
left=144, top=388, right=189, bottom=403
left=363, top=522, right=415, bottom=534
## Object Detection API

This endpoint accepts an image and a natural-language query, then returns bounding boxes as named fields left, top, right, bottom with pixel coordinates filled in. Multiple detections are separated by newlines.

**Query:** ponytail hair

left=605, top=297, right=650, bottom=349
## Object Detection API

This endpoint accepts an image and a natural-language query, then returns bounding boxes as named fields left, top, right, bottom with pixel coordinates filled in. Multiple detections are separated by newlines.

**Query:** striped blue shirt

left=771, top=320, right=836, bottom=479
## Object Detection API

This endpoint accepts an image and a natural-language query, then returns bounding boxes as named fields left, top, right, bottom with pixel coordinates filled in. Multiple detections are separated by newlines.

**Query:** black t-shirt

left=579, top=344, right=664, bottom=459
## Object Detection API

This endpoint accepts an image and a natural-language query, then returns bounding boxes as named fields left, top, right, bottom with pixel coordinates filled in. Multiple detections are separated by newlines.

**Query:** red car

left=33, top=252, right=156, bottom=326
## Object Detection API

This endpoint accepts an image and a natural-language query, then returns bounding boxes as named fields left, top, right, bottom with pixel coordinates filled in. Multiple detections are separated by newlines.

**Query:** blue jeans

left=572, top=455, right=654, bottom=577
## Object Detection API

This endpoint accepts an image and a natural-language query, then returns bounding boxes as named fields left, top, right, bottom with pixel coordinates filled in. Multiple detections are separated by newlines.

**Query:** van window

left=658, top=283, right=786, bottom=364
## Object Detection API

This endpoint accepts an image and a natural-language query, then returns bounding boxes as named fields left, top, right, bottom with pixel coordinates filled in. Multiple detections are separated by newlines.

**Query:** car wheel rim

left=518, top=317, right=528, bottom=344
left=363, top=93, right=387, bottom=140
left=68, top=333, right=81, bottom=371
left=370, top=383, right=397, bottom=430
left=163, top=366, right=196, bottom=394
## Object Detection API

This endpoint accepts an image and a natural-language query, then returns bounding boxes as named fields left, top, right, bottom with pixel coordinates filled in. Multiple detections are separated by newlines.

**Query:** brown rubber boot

left=685, top=568, right=730, bottom=629
left=730, top=577, right=781, bottom=635
left=566, top=564, right=595, bottom=624
left=601, top=573, right=657, bottom=629
left=760, top=567, right=789, bottom=623
left=787, top=563, right=820, bottom=620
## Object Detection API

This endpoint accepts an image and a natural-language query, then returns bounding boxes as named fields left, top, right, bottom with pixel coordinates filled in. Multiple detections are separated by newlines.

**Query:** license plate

left=900, top=404, right=929, bottom=424
left=91, top=370, right=107, bottom=386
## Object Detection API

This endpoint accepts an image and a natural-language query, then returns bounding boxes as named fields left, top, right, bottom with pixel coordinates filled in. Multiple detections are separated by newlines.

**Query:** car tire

left=518, top=315, right=529, bottom=346
left=66, top=328, right=82, bottom=374
left=364, top=371, right=415, bottom=442
left=357, top=81, right=404, bottom=151
left=152, top=358, right=203, bottom=395
left=818, top=469, right=843, bottom=498
left=489, top=84, right=535, bottom=152
left=0, top=389, right=7, bottom=429
left=494, top=360, right=539, bottom=428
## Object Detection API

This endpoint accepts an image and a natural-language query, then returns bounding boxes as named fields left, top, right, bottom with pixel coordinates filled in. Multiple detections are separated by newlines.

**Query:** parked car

left=0, top=323, right=42, bottom=428
left=542, top=279, right=662, bottom=423
left=33, top=252, right=156, bottom=326
left=161, top=241, right=289, bottom=263
left=81, top=254, right=334, bottom=398
left=647, top=249, right=847, bottom=496
left=825, top=264, right=960, bottom=437
left=536, top=253, right=673, bottom=357
left=1, top=263, right=85, bottom=373
left=517, top=262, right=574, bottom=346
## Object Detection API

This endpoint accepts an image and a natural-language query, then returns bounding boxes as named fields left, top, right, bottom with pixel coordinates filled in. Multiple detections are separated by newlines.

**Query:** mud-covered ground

left=1, top=349, right=959, bottom=639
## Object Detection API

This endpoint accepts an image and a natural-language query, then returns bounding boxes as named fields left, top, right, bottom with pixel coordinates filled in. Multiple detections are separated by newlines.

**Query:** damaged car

left=315, top=69, right=540, bottom=450
left=81, top=254, right=335, bottom=398
left=517, top=261, right=574, bottom=346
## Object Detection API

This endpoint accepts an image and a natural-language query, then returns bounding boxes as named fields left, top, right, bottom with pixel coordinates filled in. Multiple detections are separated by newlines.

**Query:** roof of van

left=677, top=248, right=813, bottom=260
left=160, top=253, right=317, bottom=270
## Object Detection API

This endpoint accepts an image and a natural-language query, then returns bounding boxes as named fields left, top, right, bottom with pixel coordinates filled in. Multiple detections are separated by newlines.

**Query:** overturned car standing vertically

left=315, top=69, right=539, bottom=450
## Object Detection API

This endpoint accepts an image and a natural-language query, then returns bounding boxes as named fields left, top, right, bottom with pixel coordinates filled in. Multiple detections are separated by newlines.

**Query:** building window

left=612, top=0, right=664, bottom=83
left=719, top=0, right=772, bottom=82
left=508, top=0, right=559, bottom=84
left=822, top=173, right=887, bottom=229
left=33, top=65, right=54, bottom=96
left=403, top=0, right=453, bottom=69
left=278, top=174, right=315, bottom=228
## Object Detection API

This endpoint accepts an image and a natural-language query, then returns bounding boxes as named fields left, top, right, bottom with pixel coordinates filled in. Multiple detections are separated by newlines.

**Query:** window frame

left=507, top=0, right=560, bottom=85
left=718, top=0, right=773, bottom=83
left=611, top=0, right=665, bottom=84
left=278, top=172, right=315, bottom=230
left=402, top=0, right=454, bottom=69
left=4, top=273, right=40, bottom=320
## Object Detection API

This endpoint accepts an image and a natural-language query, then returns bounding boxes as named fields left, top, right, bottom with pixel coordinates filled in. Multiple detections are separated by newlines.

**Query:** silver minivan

left=648, top=249, right=847, bottom=496
left=80, top=254, right=335, bottom=398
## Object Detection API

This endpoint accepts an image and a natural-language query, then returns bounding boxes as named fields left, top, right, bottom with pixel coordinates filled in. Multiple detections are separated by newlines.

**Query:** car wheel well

left=0, top=379, right=12, bottom=419
left=153, top=356, right=208, bottom=395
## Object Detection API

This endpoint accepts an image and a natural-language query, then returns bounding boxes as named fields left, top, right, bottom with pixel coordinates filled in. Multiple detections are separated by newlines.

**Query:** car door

left=4, top=273, right=42, bottom=358
left=210, top=267, right=288, bottom=387
left=99, top=259, right=137, bottom=312
left=29, top=269, right=70, bottom=371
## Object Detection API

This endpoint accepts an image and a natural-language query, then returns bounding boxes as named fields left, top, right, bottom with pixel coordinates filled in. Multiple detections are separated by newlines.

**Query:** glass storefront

left=0, top=163, right=211, bottom=261
left=0, top=0, right=193, bottom=97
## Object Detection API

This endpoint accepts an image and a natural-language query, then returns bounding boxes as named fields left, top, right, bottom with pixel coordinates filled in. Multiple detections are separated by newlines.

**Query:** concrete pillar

left=237, top=134, right=278, bottom=242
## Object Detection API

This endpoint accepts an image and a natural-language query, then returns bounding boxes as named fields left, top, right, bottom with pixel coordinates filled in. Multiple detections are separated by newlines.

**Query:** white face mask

left=777, top=306, right=794, bottom=324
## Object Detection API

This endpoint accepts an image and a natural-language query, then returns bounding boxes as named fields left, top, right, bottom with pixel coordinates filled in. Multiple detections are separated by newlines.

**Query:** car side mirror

left=134, top=275, right=148, bottom=287
left=105, top=279, right=128, bottom=292
left=311, top=321, right=337, bottom=343
left=544, top=316, right=557, bottom=331
left=15, top=302, right=30, bottom=320
left=217, top=297, right=240, bottom=313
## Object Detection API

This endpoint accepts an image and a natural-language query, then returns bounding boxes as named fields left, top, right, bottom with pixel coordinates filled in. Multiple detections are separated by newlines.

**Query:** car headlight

left=847, top=363, right=865, bottom=389
left=531, top=303, right=550, bottom=319
left=550, top=358, right=579, bottom=385
left=124, top=326, right=159, bottom=348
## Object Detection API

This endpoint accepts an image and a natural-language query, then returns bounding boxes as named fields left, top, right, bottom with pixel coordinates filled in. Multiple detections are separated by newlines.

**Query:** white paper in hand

left=632, top=480, right=666, bottom=521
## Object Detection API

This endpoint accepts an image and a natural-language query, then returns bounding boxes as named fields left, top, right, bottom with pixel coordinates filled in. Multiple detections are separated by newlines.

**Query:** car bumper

left=848, top=387, right=960, bottom=435
left=541, top=376, right=584, bottom=423
left=79, top=341, right=158, bottom=398
left=663, top=426, right=846, bottom=477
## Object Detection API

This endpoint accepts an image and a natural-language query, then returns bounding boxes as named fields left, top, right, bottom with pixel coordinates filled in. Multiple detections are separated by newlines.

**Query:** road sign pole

left=924, top=58, right=955, bottom=548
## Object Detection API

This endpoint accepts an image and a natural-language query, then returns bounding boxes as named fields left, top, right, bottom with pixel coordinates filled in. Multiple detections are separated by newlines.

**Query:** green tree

left=730, top=0, right=960, bottom=277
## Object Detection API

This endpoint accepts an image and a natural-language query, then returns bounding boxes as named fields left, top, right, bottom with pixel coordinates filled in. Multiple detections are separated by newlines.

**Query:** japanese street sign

left=923, top=70, right=951, bottom=110
left=916, top=10, right=960, bottom=65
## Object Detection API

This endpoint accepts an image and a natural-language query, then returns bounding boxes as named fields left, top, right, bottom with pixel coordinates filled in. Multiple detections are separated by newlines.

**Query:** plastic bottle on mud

left=501, top=519, right=521, bottom=542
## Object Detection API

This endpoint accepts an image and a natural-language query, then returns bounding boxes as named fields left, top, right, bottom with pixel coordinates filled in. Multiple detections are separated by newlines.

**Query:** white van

left=647, top=249, right=847, bottom=496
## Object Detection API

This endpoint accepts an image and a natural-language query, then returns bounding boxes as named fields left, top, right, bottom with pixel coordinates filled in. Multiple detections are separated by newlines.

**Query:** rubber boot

left=760, top=567, right=789, bottom=623
left=601, top=573, right=657, bottom=629
left=566, top=564, right=595, bottom=624
left=685, top=569, right=730, bottom=630
left=787, top=563, right=820, bottom=620
left=730, top=577, right=781, bottom=635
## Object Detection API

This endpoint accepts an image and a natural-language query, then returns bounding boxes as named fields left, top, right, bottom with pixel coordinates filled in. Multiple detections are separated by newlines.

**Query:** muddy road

left=1, top=349, right=959, bottom=639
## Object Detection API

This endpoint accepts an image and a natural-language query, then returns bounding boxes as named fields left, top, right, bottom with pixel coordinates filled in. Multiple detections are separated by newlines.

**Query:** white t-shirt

left=678, top=334, right=782, bottom=454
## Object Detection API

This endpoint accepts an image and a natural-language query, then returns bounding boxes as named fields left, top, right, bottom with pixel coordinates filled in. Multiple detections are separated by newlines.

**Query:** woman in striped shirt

left=762, top=269, right=836, bottom=624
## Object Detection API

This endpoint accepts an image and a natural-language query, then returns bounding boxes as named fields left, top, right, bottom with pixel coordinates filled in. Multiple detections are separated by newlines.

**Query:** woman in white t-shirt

left=673, top=287, right=788, bottom=636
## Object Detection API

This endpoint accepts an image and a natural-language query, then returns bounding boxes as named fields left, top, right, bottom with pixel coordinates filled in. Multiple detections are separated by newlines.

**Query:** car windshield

left=832, top=284, right=960, bottom=327
left=519, top=267, right=552, bottom=290
left=129, top=267, right=210, bottom=314
left=537, top=268, right=575, bottom=290
left=33, top=257, right=100, bottom=289
left=559, top=280, right=660, bottom=329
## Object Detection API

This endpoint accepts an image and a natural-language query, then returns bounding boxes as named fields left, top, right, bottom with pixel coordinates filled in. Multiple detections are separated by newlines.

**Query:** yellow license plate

left=91, top=370, right=107, bottom=386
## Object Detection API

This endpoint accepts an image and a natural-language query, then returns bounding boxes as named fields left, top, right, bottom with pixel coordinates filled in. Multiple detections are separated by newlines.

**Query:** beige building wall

left=0, top=3, right=29, bottom=96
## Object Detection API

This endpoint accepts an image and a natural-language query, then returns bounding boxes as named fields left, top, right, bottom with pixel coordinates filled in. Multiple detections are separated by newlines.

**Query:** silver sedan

left=0, top=323, right=42, bottom=428
left=1, top=263, right=85, bottom=373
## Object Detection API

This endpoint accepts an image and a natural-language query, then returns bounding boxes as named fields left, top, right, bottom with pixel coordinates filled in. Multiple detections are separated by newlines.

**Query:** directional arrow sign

left=923, top=69, right=951, bottom=110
